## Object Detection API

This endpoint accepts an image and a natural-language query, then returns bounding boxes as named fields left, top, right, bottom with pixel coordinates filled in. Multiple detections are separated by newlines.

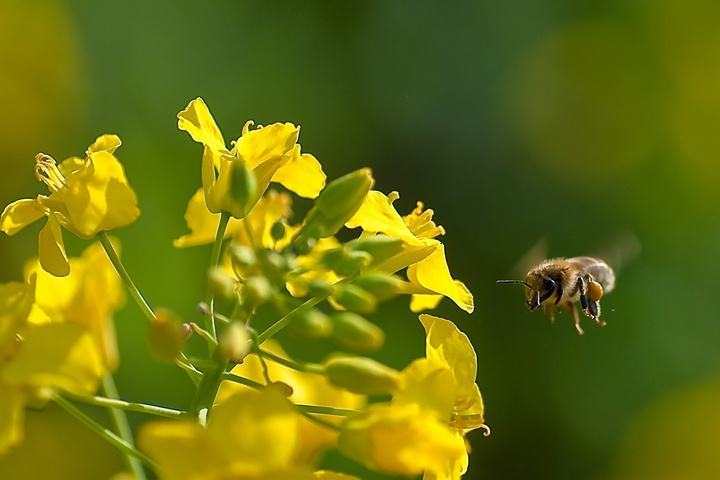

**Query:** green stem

left=294, top=404, right=359, bottom=416
left=54, top=395, right=156, bottom=470
left=258, top=349, right=324, bottom=374
left=65, top=391, right=185, bottom=419
left=189, top=349, right=228, bottom=418
left=298, top=410, right=341, bottom=431
left=99, top=233, right=156, bottom=323
left=256, top=274, right=358, bottom=345
left=205, top=212, right=231, bottom=339
left=222, top=372, right=265, bottom=390
left=102, top=376, right=147, bottom=480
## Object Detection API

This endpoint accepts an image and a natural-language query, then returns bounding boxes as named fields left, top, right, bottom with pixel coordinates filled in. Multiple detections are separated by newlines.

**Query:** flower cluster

left=0, top=97, right=486, bottom=479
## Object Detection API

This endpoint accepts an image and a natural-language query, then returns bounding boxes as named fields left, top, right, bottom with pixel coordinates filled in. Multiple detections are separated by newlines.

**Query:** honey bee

left=498, top=256, right=615, bottom=335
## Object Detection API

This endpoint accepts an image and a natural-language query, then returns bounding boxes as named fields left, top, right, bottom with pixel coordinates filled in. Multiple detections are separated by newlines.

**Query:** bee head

left=524, top=273, right=557, bottom=311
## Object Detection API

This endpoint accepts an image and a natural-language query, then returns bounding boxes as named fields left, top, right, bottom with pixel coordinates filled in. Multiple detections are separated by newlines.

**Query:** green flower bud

left=257, top=250, right=288, bottom=282
left=306, top=279, right=335, bottom=297
left=215, top=159, right=258, bottom=219
left=334, top=250, right=372, bottom=277
left=207, top=267, right=236, bottom=301
left=289, top=308, right=333, bottom=339
left=296, top=168, right=374, bottom=244
left=229, top=244, right=257, bottom=269
left=148, top=309, right=188, bottom=363
left=333, top=284, right=377, bottom=313
left=353, top=273, right=403, bottom=301
left=345, top=235, right=404, bottom=265
left=218, top=322, right=250, bottom=363
left=331, top=312, right=385, bottom=351
left=243, top=276, right=272, bottom=308
left=324, top=356, right=400, bottom=395
left=270, top=221, right=286, bottom=242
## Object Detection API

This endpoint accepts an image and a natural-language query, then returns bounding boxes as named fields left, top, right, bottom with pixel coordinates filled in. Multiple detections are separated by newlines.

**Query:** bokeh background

left=2, top=0, right=720, bottom=478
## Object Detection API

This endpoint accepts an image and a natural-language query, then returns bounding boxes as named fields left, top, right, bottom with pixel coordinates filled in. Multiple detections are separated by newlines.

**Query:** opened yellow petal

left=273, top=147, right=326, bottom=198
left=0, top=199, right=44, bottom=235
left=419, top=314, right=477, bottom=407
left=3, top=323, right=105, bottom=395
left=86, top=134, right=122, bottom=155
left=394, top=358, right=455, bottom=421
left=174, top=188, right=237, bottom=248
left=0, top=279, right=35, bottom=357
left=408, top=242, right=473, bottom=313
left=410, top=293, right=444, bottom=312
left=235, top=122, right=299, bottom=169
left=38, top=217, right=69, bottom=277
left=177, top=97, right=225, bottom=151
left=346, top=191, right=423, bottom=246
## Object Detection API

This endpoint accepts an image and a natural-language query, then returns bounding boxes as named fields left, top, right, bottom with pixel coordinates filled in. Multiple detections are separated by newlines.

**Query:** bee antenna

left=496, top=279, right=531, bottom=288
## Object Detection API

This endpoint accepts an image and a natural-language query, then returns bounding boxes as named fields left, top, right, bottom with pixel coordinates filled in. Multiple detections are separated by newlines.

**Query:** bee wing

left=588, top=232, right=641, bottom=274
left=509, top=237, right=548, bottom=278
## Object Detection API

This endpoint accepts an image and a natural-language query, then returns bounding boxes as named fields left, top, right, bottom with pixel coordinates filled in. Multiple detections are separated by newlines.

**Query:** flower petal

left=3, top=323, right=105, bottom=395
left=410, top=294, right=444, bottom=312
left=346, top=191, right=423, bottom=246
left=38, top=217, right=69, bottom=277
left=177, top=97, right=225, bottom=151
left=86, top=134, right=122, bottom=155
left=174, top=188, right=237, bottom=248
left=407, top=242, right=474, bottom=313
left=0, top=278, right=35, bottom=357
left=0, top=199, right=44, bottom=235
left=272, top=147, right=326, bottom=198
left=0, top=384, right=24, bottom=454
left=53, top=150, right=140, bottom=237
left=419, top=314, right=477, bottom=407
left=235, top=122, right=299, bottom=169
left=394, top=358, right=455, bottom=421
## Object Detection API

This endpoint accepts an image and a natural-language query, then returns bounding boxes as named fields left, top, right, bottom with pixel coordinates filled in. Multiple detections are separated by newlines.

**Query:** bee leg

left=570, top=305, right=584, bottom=335
left=589, top=300, right=606, bottom=326
left=575, top=277, right=590, bottom=316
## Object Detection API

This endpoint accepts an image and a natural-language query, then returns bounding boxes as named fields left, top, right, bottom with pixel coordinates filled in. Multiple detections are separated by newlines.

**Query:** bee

left=498, top=256, right=615, bottom=335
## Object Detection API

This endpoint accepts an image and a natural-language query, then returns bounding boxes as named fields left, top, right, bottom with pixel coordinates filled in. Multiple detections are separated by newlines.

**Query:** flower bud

left=148, top=309, right=188, bottom=363
left=289, top=308, right=333, bottom=339
left=218, top=322, right=250, bottom=363
left=270, top=221, right=286, bottom=242
left=306, top=279, right=335, bottom=297
left=334, top=250, right=372, bottom=277
left=214, top=158, right=258, bottom=219
left=333, top=284, right=377, bottom=313
left=243, top=276, right=272, bottom=308
left=324, top=356, right=400, bottom=395
left=331, top=312, right=384, bottom=351
left=353, top=273, right=402, bottom=301
left=296, top=168, right=374, bottom=244
left=345, top=235, right=404, bottom=265
left=229, top=244, right=257, bottom=269
left=207, top=267, right=236, bottom=301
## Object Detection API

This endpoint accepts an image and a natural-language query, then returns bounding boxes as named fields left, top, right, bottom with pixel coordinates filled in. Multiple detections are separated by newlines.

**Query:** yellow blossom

left=0, top=135, right=139, bottom=277
left=177, top=97, right=325, bottom=220
left=339, top=315, right=486, bottom=480
left=0, top=278, right=104, bottom=454
left=346, top=191, right=473, bottom=313
left=175, top=189, right=298, bottom=249
left=218, top=340, right=365, bottom=464
left=338, top=403, right=467, bottom=478
left=140, top=388, right=326, bottom=480
left=24, top=241, right=125, bottom=372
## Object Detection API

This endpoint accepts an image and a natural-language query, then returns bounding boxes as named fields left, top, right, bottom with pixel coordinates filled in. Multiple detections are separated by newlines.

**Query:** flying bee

left=498, top=257, right=616, bottom=335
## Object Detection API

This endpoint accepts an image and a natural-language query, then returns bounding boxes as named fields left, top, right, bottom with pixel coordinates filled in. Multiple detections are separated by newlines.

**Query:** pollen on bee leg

left=34, top=153, right=67, bottom=192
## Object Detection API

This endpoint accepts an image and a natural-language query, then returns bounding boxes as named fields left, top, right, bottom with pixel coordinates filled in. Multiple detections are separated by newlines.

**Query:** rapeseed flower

left=0, top=135, right=139, bottom=276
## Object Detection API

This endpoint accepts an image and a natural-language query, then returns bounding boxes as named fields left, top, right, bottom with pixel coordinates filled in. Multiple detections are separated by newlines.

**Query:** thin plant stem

left=256, top=273, right=359, bottom=345
left=65, top=391, right=185, bottom=419
left=205, top=212, right=231, bottom=339
left=102, top=376, right=147, bottom=480
left=99, top=233, right=155, bottom=323
left=54, top=395, right=156, bottom=470
left=298, top=410, right=341, bottom=431
left=294, top=404, right=359, bottom=416
left=258, top=349, right=324, bottom=374
left=222, top=372, right=265, bottom=390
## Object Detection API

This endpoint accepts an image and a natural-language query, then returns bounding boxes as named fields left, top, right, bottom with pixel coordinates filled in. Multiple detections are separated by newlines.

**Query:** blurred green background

left=2, top=0, right=720, bottom=478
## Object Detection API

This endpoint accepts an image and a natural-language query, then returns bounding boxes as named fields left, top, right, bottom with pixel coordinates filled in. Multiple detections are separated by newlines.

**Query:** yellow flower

left=0, top=135, right=139, bottom=277
left=140, top=388, right=329, bottom=480
left=175, top=189, right=298, bottom=250
left=0, top=278, right=104, bottom=454
left=218, top=340, right=365, bottom=464
left=177, top=97, right=325, bottom=219
left=338, top=403, right=467, bottom=478
left=346, top=191, right=473, bottom=313
left=338, top=315, right=486, bottom=480
left=24, top=241, right=125, bottom=372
